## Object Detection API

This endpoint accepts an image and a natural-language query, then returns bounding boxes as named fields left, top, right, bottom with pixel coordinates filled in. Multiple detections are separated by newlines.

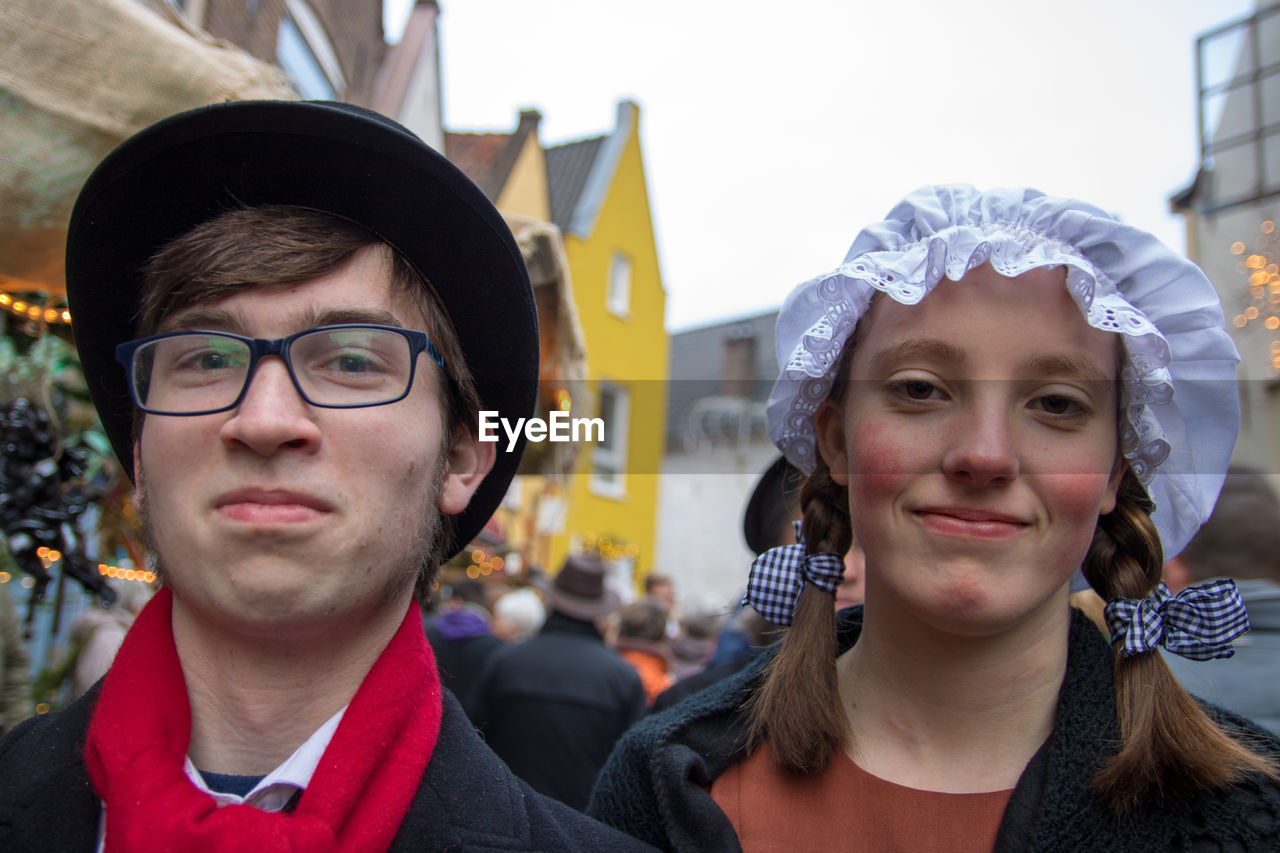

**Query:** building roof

left=444, top=109, right=542, bottom=203
left=545, top=135, right=605, bottom=232
left=443, top=132, right=513, bottom=201
left=545, top=100, right=639, bottom=238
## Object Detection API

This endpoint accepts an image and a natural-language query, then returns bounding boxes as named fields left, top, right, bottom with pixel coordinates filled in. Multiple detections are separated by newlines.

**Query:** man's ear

left=814, top=398, right=850, bottom=486
left=131, top=441, right=144, bottom=515
left=437, top=429, right=496, bottom=515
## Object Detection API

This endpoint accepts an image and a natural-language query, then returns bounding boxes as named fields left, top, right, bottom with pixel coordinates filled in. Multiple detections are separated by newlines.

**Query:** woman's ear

left=814, top=399, right=850, bottom=486
left=1099, top=455, right=1126, bottom=516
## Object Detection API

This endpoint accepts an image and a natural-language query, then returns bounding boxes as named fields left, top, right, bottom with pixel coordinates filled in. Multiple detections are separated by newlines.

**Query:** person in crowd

left=645, top=573, right=676, bottom=614
left=668, top=608, right=722, bottom=682
left=645, top=572, right=680, bottom=639
left=70, top=580, right=154, bottom=699
left=424, top=579, right=504, bottom=722
left=1162, top=466, right=1280, bottom=734
left=491, top=585, right=546, bottom=643
left=589, top=186, right=1280, bottom=850
left=615, top=598, right=675, bottom=704
left=475, top=554, right=645, bottom=810
left=0, top=580, right=31, bottom=736
left=0, top=100, right=654, bottom=852
left=651, top=601, right=781, bottom=714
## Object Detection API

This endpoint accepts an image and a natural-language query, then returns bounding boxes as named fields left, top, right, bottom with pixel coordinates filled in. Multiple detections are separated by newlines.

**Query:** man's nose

left=218, top=357, right=321, bottom=455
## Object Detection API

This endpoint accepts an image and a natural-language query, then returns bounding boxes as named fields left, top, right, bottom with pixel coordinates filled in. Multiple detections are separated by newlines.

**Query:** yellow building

left=445, top=100, right=668, bottom=594
left=544, top=101, right=668, bottom=590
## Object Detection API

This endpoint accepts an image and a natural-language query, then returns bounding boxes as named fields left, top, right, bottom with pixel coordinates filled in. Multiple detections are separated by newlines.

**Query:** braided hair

left=1082, top=469, right=1279, bottom=810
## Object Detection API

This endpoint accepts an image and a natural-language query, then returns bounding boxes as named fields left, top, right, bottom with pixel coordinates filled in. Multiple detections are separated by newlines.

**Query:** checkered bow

left=744, top=522, right=845, bottom=626
left=1104, top=580, right=1250, bottom=660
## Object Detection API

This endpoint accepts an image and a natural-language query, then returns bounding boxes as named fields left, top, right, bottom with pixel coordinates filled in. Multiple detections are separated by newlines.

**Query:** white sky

left=386, top=1, right=1256, bottom=331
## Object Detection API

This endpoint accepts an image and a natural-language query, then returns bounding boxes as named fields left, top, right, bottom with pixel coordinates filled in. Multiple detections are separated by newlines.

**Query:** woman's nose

left=940, top=399, right=1020, bottom=486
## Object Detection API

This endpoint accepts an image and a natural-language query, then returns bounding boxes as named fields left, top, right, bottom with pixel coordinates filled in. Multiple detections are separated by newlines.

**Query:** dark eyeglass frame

left=114, top=323, right=445, bottom=416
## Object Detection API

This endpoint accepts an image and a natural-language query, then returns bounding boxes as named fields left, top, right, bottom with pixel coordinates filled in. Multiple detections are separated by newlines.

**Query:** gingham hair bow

left=744, top=522, right=844, bottom=626
left=1104, top=580, right=1250, bottom=660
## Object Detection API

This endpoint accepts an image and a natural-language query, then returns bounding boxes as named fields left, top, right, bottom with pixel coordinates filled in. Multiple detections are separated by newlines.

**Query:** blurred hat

left=64, top=99, right=538, bottom=559
left=743, top=454, right=803, bottom=555
left=544, top=555, right=621, bottom=621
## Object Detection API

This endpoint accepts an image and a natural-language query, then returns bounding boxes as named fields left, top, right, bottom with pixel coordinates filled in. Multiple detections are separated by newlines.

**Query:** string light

left=464, top=548, right=507, bottom=579
left=97, top=563, right=157, bottom=584
left=0, top=289, right=72, bottom=325
left=577, top=533, right=640, bottom=562
left=29, top=547, right=156, bottom=584
left=1229, top=222, right=1280, bottom=372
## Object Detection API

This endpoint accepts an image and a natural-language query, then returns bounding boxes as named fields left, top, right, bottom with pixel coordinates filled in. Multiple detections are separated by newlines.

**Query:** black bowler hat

left=64, top=100, right=537, bottom=558
left=742, top=455, right=804, bottom=555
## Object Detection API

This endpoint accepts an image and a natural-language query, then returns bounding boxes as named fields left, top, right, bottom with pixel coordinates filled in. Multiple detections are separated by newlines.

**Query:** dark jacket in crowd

left=475, top=610, right=647, bottom=810
left=425, top=608, right=505, bottom=721
left=0, top=684, right=658, bottom=852
left=650, top=660, right=749, bottom=714
left=1165, top=578, right=1280, bottom=736
left=588, top=607, right=1280, bottom=852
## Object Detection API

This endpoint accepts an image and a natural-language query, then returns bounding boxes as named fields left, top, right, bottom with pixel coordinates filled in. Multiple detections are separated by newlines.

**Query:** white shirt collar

left=182, top=706, right=347, bottom=811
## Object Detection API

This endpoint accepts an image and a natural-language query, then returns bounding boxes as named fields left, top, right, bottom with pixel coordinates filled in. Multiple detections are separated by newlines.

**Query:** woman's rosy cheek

left=848, top=419, right=925, bottom=477
left=1041, top=472, right=1121, bottom=519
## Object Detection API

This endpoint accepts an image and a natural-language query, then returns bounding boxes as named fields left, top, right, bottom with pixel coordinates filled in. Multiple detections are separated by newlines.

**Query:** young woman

left=588, top=186, right=1280, bottom=851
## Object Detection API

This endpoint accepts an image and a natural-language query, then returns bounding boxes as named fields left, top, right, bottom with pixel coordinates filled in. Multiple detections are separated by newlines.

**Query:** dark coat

left=474, top=611, right=647, bottom=810
left=588, top=607, right=1280, bottom=853
left=0, top=683, right=657, bottom=852
left=425, top=616, right=505, bottom=721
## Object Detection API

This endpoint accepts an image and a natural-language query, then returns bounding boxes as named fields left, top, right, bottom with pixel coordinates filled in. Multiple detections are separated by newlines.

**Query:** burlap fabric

left=0, top=0, right=296, bottom=293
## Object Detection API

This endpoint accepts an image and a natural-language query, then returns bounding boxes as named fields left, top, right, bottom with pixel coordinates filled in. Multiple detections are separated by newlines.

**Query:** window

left=1194, top=5, right=1280, bottom=211
left=590, top=383, right=629, bottom=497
left=276, top=1, right=345, bottom=100
left=606, top=251, right=632, bottom=318
left=722, top=332, right=757, bottom=398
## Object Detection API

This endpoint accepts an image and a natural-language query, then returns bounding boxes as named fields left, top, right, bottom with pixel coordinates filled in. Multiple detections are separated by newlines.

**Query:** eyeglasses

left=115, top=324, right=444, bottom=416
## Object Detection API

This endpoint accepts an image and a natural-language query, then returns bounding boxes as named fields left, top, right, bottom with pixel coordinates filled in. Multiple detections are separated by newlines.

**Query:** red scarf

left=84, top=587, right=441, bottom=852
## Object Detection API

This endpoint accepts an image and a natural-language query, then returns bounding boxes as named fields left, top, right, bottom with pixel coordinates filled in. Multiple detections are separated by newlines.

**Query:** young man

left=0, top=101, right=654, bottom=852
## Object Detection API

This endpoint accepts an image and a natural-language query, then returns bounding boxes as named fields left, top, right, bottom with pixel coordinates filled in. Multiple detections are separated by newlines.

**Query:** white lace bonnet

left=767, top=185, right=1241, bottom=560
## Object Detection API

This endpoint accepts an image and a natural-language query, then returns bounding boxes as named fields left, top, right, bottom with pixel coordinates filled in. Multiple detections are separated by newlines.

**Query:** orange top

left=618, top=648, right=672, bottom=704
left=711, top=741, right=1013, bottom=853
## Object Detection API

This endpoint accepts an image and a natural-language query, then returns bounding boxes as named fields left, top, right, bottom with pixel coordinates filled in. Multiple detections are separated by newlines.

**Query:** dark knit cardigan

left=587, top=607, right=1280, bottom=852
left=0, top=684, right=658, bottom=852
